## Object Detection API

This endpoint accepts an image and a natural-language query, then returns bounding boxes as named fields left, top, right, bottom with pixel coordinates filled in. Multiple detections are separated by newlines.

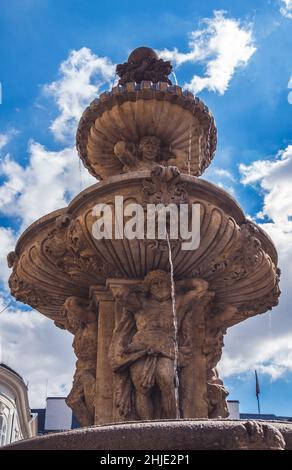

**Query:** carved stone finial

left=128, top=47, right=159, bottom=64
left=116, top=46, right=173, bottom=86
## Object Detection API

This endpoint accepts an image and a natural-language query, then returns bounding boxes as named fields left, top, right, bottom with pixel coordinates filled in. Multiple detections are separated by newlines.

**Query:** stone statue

left=114, top=135, right=175, bottom=171
left=109, top=270, right=209, bottom=420
left=207, top=368, right=229, bottom=418
left=62, top=296, right=97, bottom=426
left=116, top=46, right=172, bottom=86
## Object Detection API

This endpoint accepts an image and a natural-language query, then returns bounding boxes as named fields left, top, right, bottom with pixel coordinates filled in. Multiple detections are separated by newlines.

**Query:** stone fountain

left=6, top=47, right=292, bottom=450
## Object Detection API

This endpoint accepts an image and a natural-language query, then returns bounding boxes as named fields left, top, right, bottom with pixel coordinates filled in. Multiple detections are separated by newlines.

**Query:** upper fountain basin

left=76, top=82, right=217, bottom=179
left=8, top=171, right=279, bottom=327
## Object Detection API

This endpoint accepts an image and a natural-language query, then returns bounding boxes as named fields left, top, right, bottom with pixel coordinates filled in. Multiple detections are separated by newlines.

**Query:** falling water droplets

left=166, top=232, right=180, bottom=419
left=171, top=71, right=178, bottom=86
left=188, top=124, right=192, bottom=175
left=135, top=85, right=139, bottom=135
left=199, top=128, right=203, bottom=173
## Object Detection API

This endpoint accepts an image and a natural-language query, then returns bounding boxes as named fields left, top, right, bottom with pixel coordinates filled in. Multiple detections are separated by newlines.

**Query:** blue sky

left=0, top=0, right=292, bottom=415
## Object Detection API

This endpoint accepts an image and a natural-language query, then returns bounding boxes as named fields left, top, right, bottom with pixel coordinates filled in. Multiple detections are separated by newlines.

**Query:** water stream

left=188, top=124, right=192, bottom=175
left=171, top=71, right=178, bottom=86
left=166, top=232, right=180, bottom=419
left=135, top=87, right=139, bottom=136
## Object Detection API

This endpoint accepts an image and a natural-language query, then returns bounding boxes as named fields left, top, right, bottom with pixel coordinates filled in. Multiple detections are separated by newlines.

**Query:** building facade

left=0, top=363, right=37, bottom=446
left=32, top=397, right=80, bottom=434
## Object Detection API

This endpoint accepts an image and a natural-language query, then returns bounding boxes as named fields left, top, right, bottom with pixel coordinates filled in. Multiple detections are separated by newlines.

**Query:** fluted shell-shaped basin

left=76, top=82, right=217, bottom=179
left=8, top=171, right=279, bottom=327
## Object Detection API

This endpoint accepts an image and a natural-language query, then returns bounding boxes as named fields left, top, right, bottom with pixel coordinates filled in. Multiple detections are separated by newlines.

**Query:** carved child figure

left=110, top=270, right=209, bottom=420
left=62, top=296, right=97, bottom=426
left=114, top=135, right=178, bottom=173
left=114, top=135, right=162, bottom=171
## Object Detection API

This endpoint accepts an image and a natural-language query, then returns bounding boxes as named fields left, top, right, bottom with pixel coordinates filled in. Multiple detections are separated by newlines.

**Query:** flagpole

left=255, top=370, right=261, bottom=415
left=256, top=392, right=261, bottom=415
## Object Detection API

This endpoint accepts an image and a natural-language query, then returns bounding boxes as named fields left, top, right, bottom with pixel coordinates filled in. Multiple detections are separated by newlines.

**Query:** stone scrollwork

left=7, top=250, right=53, bottom=308
left=66, top=217, right=120, bottom=280
left=42, top=213, right=119, bottom=285
left=226, top=421, right=285, bottom=450
left=8, top=271, right=53, bottom=308
left=42, top=214, right=72, bottom=272
left=141, top=165, right=188, bottom=206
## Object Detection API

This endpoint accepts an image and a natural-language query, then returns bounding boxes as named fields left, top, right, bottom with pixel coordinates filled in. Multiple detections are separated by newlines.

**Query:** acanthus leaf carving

left=42, top=213, right=119, bottom=284
left=199, top=222, right=262, bottom=281
left=141, top=165, right=188, bottom=206
left=66, top=217, right=120, bottom=279
left=9, top=271, right=52, bottom=308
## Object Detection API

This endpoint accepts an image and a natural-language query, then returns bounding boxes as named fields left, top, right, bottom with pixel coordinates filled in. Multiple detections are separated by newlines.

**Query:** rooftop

left=0, top=362, right=24, bottom=382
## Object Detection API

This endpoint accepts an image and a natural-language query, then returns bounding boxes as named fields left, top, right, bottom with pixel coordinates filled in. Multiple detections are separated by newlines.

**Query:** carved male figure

left=62, top=296, right=97, bottom=426
left=110, top=270, right=209, bottom=420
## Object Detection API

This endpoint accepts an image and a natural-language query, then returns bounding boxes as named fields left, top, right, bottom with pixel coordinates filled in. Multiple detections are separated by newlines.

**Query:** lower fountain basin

left=3, top=419, right=292, bottom=450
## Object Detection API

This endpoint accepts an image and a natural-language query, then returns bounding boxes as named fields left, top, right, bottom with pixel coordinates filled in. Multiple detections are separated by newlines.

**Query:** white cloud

left=0, top=298, right=75, bottom=407
left=220, top=144, right=292, bottom=381
left=280, top=0, right=292, bottom=19
left=0, top=48, right=106, bottom=407
left=44, top=47, right=115, bottom=143
left=0, top=141, right=95, bottom=230
left=239, top=145, right=292, bottom=228
left=159, top=11, right=256, bottom=95
left=0, top=134, right=9, bottom=150
left=204, top=165, right=237, bottom=195
left=205, top=166, right=236, bottom=182
left=212, top=168, right=236, bottom=181
left=0, top=48, right=110, bottom=231
left=0, top=129, right=18, bottom=151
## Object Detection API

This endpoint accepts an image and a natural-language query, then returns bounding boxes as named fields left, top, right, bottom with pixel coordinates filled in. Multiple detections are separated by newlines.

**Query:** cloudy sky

left=0, top=0, right=291, bottom=416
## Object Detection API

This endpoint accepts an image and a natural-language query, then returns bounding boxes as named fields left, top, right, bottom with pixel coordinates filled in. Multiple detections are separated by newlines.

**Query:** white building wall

left=227, top=400, right=240, bottom=419
left=0, top=364, right=37, bottom=446
left=45, top=398, right=72, bottom=431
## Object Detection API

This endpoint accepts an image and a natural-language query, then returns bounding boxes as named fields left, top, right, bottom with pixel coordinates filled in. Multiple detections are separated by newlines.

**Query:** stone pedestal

left=90, top=286, right=115, bottom=425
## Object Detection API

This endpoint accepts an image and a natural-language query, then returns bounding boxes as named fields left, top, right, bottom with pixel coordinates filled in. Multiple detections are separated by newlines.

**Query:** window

left=0, top=414, right=8, bottom=446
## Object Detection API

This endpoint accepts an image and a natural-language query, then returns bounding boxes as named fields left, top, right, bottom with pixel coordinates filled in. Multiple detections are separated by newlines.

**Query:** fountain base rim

left=3, top=419, right=292, bottom=450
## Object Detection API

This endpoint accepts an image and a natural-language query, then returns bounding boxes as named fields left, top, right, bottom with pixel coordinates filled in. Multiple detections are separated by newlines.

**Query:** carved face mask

left=139, top=136, right=161, bottom=160
left=149, top=279, right=171, bottom=301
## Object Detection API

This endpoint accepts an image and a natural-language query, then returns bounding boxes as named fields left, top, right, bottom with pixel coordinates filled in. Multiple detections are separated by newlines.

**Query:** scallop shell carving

left=76, top=82, right=217, bottom=179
